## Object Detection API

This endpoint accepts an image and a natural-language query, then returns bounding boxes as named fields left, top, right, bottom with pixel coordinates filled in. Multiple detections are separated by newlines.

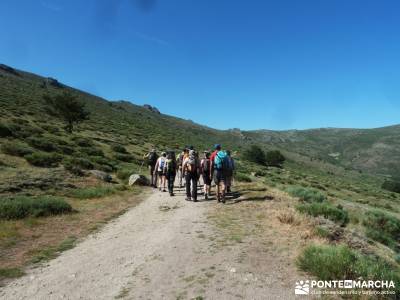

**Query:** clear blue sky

left=1, top=0, right=399, bottom=130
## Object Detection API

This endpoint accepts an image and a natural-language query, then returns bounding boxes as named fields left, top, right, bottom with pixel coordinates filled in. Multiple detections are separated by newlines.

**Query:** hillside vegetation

left=1, top=64, right=400, bottom=295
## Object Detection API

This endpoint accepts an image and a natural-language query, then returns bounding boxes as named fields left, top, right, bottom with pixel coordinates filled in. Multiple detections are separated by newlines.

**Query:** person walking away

left=225, top=150, right=235, bottom=193
left=165, top=151, right=177, bottom=196
left=181, top=148, right=190, bottom=187
left=144, top=149, right=158, bottom=188
left=183, top=150, right=200, bottom=202
left=154, top=152, right=167, bottom=192
left=177, top=148, right=186, bottom=188
left=201, top=151, right=212, bottom=200
left=209, top=144, right=221, bottom=197
left=213, top=148, right=228, bottom=203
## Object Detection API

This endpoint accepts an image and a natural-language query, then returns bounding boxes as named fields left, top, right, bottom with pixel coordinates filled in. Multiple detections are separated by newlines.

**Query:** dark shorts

left=157, top=170, right=166, bottom=176
left=213, top=169, right=225, bottom=184
left=202, top=173, right=211, bottom=185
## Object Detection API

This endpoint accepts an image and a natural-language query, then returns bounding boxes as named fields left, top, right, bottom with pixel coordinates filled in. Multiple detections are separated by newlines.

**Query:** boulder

left=89, top=170, right=112, bottom=182
left=128, top=174, right=150, bottom=186
left=143, top=104, right=161, bottom=114
left=46, top=77, right=63, bottom=88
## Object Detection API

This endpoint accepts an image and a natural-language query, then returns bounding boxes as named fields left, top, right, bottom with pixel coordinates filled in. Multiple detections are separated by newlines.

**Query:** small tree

left=266, top=150, right=286, bottom=167
left=243, top=145, right=266, bottom=165
left=43, top=92, right=90, bottom=133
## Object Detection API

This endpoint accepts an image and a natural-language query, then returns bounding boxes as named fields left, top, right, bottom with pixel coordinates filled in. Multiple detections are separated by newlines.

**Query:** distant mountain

left=245, top=126, right=400, bottom=177
left=1, top=63, right=399, bottom=177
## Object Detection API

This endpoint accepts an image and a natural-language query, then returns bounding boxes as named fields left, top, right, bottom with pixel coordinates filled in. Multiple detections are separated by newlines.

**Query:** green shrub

left=25, top=152, right=62, bottom=167
left=114, top=153, right=134, bottom=162
left=266, top=150, right=285, bottom=167
left=298, top=244, right=400, bottom=294
left=59, top=145, right=75, bottom=155
left=286, top=186, right=326, bottom=203
left=0, top=267, right=25, bottom=280
left=242, top=145, right=266, bottom=165
left=71, top=186, right=116, bottom=199
left=382, top=180, right=400, bottom=194
left=236, top=172, right=252, bottom=182
left=80, top=147, right=104, bottom=157
left=0, top=123, right=13, bottom=137
left=27, top=137, right=58, bottom=152
left=363, top=210, right=400, bottom=249
left=117, top=169, right=132, bottom=180
left=73, top=137, right=94, bottom=147
left=1, top=141, right=33, bottom=157
left=7, top=123, right=44, bottom=138
left=254, top=170, right=267, bottom=177
left=297, top=202, right=349, bottom=225
left=0, top=196, right=72, bottom=220
left=111, top=144, right=128, bottom=154
left=63, top=162, right=84, bottom=176
left=64, top=157, right=94, bottom=170
left=40, top=124, right=60, bottom=134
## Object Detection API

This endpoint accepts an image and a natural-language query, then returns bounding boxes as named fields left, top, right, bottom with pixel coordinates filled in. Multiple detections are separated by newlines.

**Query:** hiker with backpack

left=144, top=149, right=158, bottom=188
left=154, top=152, right=167, bottom=192
left=210, top=144, right=228, bottom=203
left=225, top=150, right=235, bottom=193
left=177, top=148, right=187, bottom=188
left=200, top=151, right=212, bottom=200
left=165, top=151, right=177, bottom=196
left=182, top=149, right=200, bottom=202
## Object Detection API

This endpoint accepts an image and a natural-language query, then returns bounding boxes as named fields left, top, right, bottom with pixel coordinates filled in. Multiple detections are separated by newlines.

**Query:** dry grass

left=0, top=187, right=148, bottom=274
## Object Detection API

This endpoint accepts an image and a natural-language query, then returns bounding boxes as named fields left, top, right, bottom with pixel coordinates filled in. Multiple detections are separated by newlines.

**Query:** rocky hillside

left=1, top=63, right=399, bottom=181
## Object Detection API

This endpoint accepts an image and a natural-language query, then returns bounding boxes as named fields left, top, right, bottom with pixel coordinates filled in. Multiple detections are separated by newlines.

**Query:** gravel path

left=0, top=185, right=298, bottom=300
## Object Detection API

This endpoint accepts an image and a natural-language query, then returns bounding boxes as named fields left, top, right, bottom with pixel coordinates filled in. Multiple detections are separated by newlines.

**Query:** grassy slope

left=247, top=126, right=400, bottom=176
left=1, top=65, right=399, bottom=290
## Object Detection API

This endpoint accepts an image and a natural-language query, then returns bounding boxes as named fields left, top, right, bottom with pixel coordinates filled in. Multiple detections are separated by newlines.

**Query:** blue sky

left=1, top=0, right=399, bottom=130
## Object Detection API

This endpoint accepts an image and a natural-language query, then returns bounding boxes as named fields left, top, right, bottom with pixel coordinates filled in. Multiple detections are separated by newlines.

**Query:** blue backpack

left=214, top=151, right=228, bottom=170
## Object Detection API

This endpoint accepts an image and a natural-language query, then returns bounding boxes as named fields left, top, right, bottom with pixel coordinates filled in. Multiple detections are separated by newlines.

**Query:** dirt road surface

left=0, top=184, right=301, bottom=300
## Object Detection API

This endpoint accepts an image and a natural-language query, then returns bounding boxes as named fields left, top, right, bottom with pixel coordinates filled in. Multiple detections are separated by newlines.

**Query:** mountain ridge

left=1, top=63, right=399, bottom=177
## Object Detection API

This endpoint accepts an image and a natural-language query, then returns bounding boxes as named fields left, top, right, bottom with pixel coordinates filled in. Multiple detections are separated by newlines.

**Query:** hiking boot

left=170, top=192, right=174, bottom=197
left=185, top=197, right=191, bottom=201
left=205, top=194, right=208, bottom=200
left=163, top=189, right=167, bottom=192
left=221, top=196, right=226, bottom=204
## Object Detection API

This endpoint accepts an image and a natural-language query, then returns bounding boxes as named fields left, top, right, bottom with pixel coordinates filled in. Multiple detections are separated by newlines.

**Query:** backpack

left=148, top=152, right=158, bottom=166
left=165, top=159, right=176, bottom=173
left=187, top=154, right=197, bottom=173
left=214, top=151, right=228, bottom=170
left=158, top=157, right=166, bottom=172
left=226, top=157, right=234, bottom=171
left=202, top=158, right=210, bottom=173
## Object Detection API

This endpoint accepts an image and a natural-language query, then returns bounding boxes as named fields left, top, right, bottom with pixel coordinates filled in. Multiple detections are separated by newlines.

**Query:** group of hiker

left=143, top=144, right=235, bottom=203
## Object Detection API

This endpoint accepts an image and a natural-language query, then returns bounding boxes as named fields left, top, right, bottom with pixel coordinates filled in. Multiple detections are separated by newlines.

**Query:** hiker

left=210, top=144, right=227, bottom=203
left=209, top=144, right=220, bottom=195
left=177, top=148, right=187, bottom=188
left=154, top=152, right=167, bottom=192
left=200, top=151, right=212, bottom=200
left=182, top=149, right=200, bottom=201
left=144, top=149, right=158, bottom=188
left=165, top=151, right=177, bottom=196
left=225, top=150, right=235, bottom=193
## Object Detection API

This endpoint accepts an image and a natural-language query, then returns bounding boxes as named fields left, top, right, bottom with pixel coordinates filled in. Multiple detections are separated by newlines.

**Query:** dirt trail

left=0, top=184, right=301, bottom=300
